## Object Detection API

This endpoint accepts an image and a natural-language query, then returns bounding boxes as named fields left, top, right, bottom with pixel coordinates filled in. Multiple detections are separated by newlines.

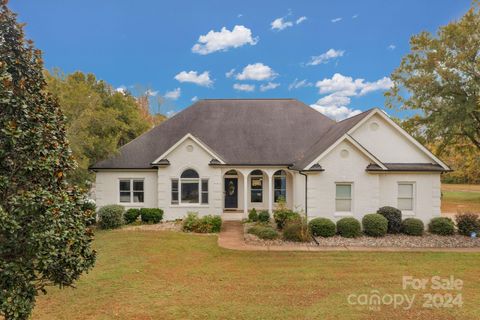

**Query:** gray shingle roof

left=91, top=99, right=338, bottom=169
left=90, top=99, right=443, bottom=172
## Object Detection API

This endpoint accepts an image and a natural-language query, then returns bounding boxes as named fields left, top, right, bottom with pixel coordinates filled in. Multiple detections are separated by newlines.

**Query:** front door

left=224, top=178, right=238, bottom=209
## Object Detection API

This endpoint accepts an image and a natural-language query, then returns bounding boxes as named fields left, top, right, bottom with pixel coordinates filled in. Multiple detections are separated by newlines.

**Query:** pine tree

left=0, top=2, right=96, bottom=319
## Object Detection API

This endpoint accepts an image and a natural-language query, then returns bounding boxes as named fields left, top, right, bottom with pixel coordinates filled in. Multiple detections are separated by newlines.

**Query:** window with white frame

left=335, top=183, right=352, bottom=212
left=119, top=179, right=144, bottom=203
left=171, top=169, right=208, bottom=205
left=398, top=183, right=414, bottom=211
left=273, top=170, right=287, bottom=202
left=250, top=170, right=263, bottom=203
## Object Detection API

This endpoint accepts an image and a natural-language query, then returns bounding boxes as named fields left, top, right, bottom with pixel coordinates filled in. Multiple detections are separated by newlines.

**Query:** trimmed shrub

left=273, top=209, right=300, bottom=229
left=455, top=213, right=480, bottom=236
left=402, top=218, right=424, bottom=236
left=377, top=206, right=402, bottom=234
left=308, top=218, right=336, bottom=237
left=182, top=212, right=222, bottom=233
left=337, top=217, right=361, bottom=238
left=362, top=214, right=388, bottom=237
left=248, top=208, right=258, bottom=222
left=283, top=218, right=310, bottom=242
left=98, top=204, right=124, bottom=229
left=199, top=215, right=222, bottom=233
left=428, top=217, right=455, bottom=236
left=124, top=208, right=141, bottom=224
left=248, top=225, right=279, bottom=240
left=257, top=210, right=270, bottom=223
left=140, top=208, right=163, bottom=224
left=183, top=212, right=201, bottom=232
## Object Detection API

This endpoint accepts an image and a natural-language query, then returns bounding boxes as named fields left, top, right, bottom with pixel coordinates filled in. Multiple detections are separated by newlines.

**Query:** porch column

left=243, top=172, right=248, bottom=218
left=268, top=172, right=273, bottom=214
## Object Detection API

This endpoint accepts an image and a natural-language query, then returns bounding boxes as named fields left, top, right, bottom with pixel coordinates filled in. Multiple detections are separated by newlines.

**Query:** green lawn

left=33, top=230, right=480, bottom=320
left=442, top=184, right=480, bottom=213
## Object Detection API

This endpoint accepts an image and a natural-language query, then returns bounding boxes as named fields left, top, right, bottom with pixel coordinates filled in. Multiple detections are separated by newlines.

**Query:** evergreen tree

left=0, top=2, right=96, bottom=319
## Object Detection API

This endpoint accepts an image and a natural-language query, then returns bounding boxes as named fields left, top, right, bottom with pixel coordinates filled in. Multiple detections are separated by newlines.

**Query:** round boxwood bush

left=248, top=225, right=279, bottom=240
left=124, top=208, right=141, bottom=224
left=362, top=213, right=388, bottom=237
left=248, top=208, right=258, bottom=222
left=257, top=210, right=270, bottom=223
left=283, top=219, right=310, bottom=242
left=455, top=213, right=480, bottom=236
left=308, top=218, right=336, bottom=237
left=377, top=206, right=402, bottom=234
left=140, top=208, right=163, bottom=224
left=428, top=217, right=455, bottom=236
left=98, top=204, right=125, bottom=229
left=336, top=217, right=361, bottom=238
left=402, top=218, right=424, bottom=236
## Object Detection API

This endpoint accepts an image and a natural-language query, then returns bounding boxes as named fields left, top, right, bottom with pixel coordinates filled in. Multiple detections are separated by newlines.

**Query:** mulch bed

left=121, top=221, right=183, bottom=232
left=244, top=223, right=480, bottom=248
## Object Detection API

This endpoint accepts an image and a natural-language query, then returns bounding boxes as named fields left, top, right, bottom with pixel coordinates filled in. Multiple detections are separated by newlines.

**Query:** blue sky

left=11, top=0, right=471, bottom=120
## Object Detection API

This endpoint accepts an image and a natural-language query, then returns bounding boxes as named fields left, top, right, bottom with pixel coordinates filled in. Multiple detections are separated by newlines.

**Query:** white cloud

left=296, top=16, right=307, bottom=24
left=164, top=88, right=181, bottom=100
left=192, top=25, right=258, bottom=55
left=233, top=83, right=255, bottom=92
left=358, top=77, right=393, bottom=95
left=331, top=17, right=342, bottom=23
left=311, top=103, right=362, bottom=121
left=260, top=82, right=280, bottom=92
left=174, top=70, right=213, bottom=87
left=116, top=86, right=126, bottom=94
left=225, top=68, right=236, bottom=78
left=352, top=14, right=359, bottom=19
left=145, top=89, right=158, bottom=97
left=288, top=78, right=313, bottom=90
left=236, top=63, right=277, bottom=81
left=271, top=17, right=293, bottom=31
left=191, top=96, right=198, bottom=102
left=307, top=49, right=345, bottom=66
left=311, top=73, right=393, bottom=120
left=315, top=73, right=392, bottom=96
left=387, top=44, right=396, bottom=50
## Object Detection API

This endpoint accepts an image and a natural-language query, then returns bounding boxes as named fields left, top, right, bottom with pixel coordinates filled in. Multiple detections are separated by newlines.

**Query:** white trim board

left=151, top=133, right=226, bottom=165
left=305, top=134, right=387, bottom=170
left=347, top=108, right=450, bottom=170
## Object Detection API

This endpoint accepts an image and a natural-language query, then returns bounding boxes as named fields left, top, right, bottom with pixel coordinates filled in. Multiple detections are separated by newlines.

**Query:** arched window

left=273, top=170, right=287, bottom=203
left=171, top=169, right=208, bottom=205
left=250, top=170, right=263, bottom=203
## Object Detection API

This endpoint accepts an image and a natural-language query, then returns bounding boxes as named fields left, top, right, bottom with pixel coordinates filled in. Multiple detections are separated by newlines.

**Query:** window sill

left=401, top=210, right=415, bottom=217
left=334, top=211, right=353, bottom=217
left=169, top=204, right=210, bottom=208
left=118, top=203, right=145, bottom=207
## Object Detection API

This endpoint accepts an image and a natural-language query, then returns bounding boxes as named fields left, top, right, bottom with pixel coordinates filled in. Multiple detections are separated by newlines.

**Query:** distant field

left=442, top=184, right=480, bottom=214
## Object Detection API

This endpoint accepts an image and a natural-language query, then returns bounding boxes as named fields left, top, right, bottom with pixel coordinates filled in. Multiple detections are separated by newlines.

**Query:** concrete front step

left=222, top=212, right=244, bottom=221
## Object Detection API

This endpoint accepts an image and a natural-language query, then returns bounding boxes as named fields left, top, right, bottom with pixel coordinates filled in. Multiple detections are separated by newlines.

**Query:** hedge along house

left=91, top=99, right=450, bottom=224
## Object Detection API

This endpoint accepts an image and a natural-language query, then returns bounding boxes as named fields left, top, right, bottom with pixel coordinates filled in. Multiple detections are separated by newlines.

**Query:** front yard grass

left=442, top=184, right=480, bottom=213
left=32, top=230, right=480, bottom=319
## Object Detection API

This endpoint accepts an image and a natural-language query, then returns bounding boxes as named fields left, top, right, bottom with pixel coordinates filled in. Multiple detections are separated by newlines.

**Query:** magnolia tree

left=0, top=2, right=96, bottom=319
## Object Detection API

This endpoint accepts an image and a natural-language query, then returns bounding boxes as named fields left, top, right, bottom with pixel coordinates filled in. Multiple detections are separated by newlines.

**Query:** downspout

left=298, top=170, right=319, bottom=246
left=298, top=171, right=308, bottom=219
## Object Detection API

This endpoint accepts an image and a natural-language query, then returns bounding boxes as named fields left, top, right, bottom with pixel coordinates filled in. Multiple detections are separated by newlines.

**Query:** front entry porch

left=221, top=168, right=294, bottom=220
